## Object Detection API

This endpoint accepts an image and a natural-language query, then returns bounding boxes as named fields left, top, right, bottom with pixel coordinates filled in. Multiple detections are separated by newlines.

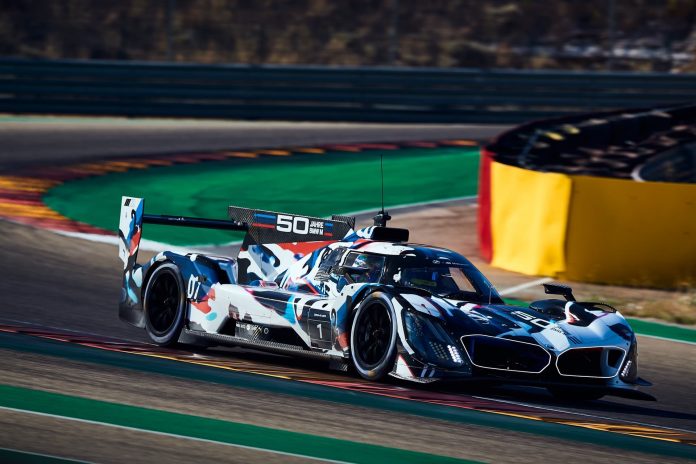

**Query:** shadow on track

left=204, top=345, right=696, bottom=428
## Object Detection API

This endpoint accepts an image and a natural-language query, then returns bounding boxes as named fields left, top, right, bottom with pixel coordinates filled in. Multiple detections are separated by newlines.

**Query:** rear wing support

left=142, top=214, right=248, bottom=231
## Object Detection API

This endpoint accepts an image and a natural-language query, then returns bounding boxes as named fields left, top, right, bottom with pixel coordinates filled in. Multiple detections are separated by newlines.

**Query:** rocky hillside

left=2, top=0, right=695, bottom=71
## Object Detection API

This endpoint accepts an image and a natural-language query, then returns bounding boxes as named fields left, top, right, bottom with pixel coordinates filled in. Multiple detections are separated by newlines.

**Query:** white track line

left=341, top=195, right=477, bottom=218
left=0, top=447, right=98, bottom=464
left=53, top=231, right=202, bottom=253
left=51, top=195, right=478, bottom=251
left=635, top=334, right=696, bottom=346
left=471, top=395, right=696, bottom=435
left=0, top=318, right=151, bottom=345
left=498, top=277, right=553, bottom=296
left=0, top=406, right=351, bottom=464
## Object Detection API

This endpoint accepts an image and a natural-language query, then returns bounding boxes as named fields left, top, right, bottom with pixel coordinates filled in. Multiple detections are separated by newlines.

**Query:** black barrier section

left=485, top=104, right=696, bottom=182
left=1, top=58, right=696, bottom=124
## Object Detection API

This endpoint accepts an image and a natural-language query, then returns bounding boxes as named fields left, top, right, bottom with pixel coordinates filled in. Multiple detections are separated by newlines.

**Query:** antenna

left=373, top=152, right=391, bottom=227
left=381, top=152, right=385, bottom=213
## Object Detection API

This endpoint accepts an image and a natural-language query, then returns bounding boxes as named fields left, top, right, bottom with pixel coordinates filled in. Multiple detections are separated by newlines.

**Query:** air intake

left=556, top=347, right=626, bottom=378
left=460, top=335, right=551, bottom=374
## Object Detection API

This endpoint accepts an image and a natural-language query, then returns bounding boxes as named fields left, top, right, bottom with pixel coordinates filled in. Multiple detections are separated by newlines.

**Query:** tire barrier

left=479, top=106, right=696, bottom=288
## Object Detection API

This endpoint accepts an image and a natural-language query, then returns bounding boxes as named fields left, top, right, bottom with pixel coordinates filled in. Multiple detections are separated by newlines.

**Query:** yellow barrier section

left=488, top=160, right=696, bottom=287
left=564, top=175, right=696, bottom=287
left=490, top=162, right=571, bottom=276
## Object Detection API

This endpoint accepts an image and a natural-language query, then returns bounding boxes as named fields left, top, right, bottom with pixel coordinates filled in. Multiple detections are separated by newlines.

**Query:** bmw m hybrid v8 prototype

left=118, top=197, right=652, bottom=400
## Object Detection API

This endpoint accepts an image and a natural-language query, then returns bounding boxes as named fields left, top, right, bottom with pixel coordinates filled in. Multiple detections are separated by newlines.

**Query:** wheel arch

left=141, top=252, right=230, bottom=302
left=140, top=257, right=176, bottom=301
left=348, top=288, right=399, bottom=380
left=345, top=286, right=393, bottom=335
left=142, top=260, right=188, bottom=346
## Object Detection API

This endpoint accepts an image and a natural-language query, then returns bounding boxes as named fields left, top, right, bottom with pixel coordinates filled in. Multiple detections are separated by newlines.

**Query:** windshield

left=399, top=266, right=477, bottom=297
left=389, top=253, right=503, bottom=303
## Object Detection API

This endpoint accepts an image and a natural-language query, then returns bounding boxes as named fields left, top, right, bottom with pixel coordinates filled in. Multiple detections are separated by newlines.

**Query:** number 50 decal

left=276, top=214, right=310, bottom=234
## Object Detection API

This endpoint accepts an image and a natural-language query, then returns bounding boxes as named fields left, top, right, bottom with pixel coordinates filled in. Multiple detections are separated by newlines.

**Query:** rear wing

left=228, top=206, right=354, bottom=244
left=118, top=197, right=356, bottom=282
left=228, top=206, right=356, bottom=283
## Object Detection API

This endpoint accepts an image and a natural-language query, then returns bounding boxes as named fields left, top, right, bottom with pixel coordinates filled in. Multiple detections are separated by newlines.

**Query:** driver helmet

left=354, top=254, right=377, bottom=269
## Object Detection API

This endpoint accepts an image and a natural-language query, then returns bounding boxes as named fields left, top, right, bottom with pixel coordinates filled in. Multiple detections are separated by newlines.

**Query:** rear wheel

left=547, top=387, right=605, bottom=401
left=143, top=263, right=186, bottom=346
left=350, top=293, right=397, bottom=380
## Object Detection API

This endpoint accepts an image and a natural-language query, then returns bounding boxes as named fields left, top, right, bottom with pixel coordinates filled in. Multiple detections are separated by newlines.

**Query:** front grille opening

left=461, top=335, right=550, bottom=373
left=558, top=348, right=603, bottom=376
left=607, top=349, right=623, bottom=367
left=557, top=347, right=625, bottom=377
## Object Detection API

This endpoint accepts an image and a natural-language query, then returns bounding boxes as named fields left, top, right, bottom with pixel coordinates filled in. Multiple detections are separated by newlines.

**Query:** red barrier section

left=477, top=148, right=493, bottom=262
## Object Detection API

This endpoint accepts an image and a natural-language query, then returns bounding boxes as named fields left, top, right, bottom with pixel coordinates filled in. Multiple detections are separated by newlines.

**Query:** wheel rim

left=147, top=271, right=180, bottom=335
left=355, top=303, right=391, bottom=368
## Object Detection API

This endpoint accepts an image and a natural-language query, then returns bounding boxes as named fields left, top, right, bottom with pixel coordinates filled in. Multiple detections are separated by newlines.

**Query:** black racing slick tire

left=350, top=292, right=398, bottom=381
left=547, top=387, right=605, bottom=401
left=143, top=263, right=186, bottom=347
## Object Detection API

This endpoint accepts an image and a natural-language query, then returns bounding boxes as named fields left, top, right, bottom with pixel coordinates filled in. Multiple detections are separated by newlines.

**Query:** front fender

left=390, top=295, right=472, bottom=380
left=331, top=283, right=383, bottom=354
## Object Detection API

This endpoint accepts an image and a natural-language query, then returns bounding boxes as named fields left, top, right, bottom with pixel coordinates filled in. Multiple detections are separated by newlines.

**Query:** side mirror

left=543, top=282, right=576, bottom=302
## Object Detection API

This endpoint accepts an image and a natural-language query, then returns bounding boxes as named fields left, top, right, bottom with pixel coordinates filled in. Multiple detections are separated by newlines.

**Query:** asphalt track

left=0, top=117, right=506, bottom=170
left=1, top=119, right=695, bottom=463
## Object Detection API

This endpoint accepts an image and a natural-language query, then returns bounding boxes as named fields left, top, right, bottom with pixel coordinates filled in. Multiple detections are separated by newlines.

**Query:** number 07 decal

left=187, top=275, right=201, bottom=299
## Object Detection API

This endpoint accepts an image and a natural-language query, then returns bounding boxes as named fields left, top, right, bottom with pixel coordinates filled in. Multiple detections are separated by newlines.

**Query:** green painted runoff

left=0, top=384, right=477, bottom=464
left=0, top=332, right=693, bottom=460
left=43, top=147, right=479, bottom=246
left=625, top=318, right=696, bottom=344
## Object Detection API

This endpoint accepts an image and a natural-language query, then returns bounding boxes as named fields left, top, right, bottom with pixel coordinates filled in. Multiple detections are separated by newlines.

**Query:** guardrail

left=1, top=58, right=696, bottom=123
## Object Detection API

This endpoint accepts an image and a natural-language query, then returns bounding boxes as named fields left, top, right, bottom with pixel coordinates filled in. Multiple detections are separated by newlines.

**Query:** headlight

left=620, top=339, right=638, bottom=383
left=403, top=310, right=468, bottom=369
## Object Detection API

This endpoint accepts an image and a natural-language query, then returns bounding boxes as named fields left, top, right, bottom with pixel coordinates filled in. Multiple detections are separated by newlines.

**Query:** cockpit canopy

left=387, top=249, right=503, bottom=303
left=307, top=243, right=503, bottom=304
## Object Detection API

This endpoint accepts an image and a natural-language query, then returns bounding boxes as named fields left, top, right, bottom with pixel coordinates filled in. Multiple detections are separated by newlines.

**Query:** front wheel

left=350, top=292, right=398, bottom=381
left=143, top=263, right=186, bottom=346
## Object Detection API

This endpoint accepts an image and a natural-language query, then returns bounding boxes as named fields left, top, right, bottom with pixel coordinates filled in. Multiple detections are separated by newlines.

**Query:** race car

left=118, top=197, right=652, bottom=400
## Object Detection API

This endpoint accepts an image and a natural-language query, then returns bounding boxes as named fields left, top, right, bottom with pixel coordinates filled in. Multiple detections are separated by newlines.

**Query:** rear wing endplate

left=119, top=196, right=249, bottom=271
